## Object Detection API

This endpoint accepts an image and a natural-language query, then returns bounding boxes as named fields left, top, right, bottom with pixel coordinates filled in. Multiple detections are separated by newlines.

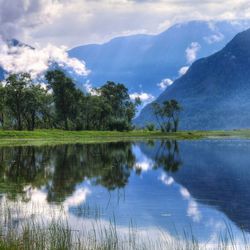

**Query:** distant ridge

left=135, top=28, right=250, bottom=130
left=68, top=20, right=250, bottom=97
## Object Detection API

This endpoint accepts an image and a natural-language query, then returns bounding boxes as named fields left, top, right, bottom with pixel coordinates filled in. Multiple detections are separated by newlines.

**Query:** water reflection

left=0, top=140, right=250, bottom=242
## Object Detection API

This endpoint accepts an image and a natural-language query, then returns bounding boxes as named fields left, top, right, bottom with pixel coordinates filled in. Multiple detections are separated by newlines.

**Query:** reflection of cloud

left=159, top=173, right=174, bottom=186
left=180, top=187, right=190, bottom=199
left=133, top=145, right=154, bottom=172
left=179, top=187, right=202, bottom=222
left=64, top=187, right=91, bottom=207
left=187, top=200, right=202, bottom=222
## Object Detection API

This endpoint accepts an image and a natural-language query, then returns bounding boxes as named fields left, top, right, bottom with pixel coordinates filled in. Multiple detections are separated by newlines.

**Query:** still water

left=0, top=139, right=250, bottom=243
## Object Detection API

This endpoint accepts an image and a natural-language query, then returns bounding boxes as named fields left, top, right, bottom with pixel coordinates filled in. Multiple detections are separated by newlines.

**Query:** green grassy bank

left=0, top=129, right=249, bottom=146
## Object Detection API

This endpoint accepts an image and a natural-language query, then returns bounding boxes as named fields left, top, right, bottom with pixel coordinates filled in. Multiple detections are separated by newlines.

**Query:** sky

left=1, top=0, right=250, bottom=48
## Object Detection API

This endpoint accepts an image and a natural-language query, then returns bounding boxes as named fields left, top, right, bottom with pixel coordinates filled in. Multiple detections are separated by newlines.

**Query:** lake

left=0, top=139, right=250, bottom=248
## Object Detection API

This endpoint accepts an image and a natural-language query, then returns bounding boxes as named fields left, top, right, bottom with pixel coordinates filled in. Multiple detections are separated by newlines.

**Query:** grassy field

left=0, top=129, right=250, bottom=146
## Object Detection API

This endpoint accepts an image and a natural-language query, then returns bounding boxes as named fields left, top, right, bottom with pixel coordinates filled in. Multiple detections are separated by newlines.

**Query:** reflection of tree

left=154, top=140, right=182, bottom=173
left=0, top=146, right=53, bottom=200
left=0, top=142, right=136, bottom=202
left=46, top=142, right=136, bottom=202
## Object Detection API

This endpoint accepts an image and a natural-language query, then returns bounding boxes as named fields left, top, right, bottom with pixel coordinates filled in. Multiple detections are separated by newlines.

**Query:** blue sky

left=1, top=0, right=250, bottom=48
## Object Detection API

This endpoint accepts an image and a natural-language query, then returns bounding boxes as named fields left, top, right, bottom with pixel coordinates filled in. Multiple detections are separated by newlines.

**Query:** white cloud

left=130, top=92, right=155, bottom=102
left=159, top=173, right=174, bottom=186
left=0, top=0, right=249, bottom=47
left=157, top=78, right=173, bottom=90
left=178, top=66, right=189, bottom=76
left=187, top=200, right=202, bottom=222
left=179, top=186, right=202, bottom=222
left=83, top=80, right=100, bottom=95
left=203, top=22, right=225, bottom=44
left=0, top=41, right=89, bottom=79
left=64, top=187, right=91, bottom=207
left=180, top=187, right=191, bottom=199
left=204, top=33, right=224, bottom=44
left=186, top=42, right=201, bottom=64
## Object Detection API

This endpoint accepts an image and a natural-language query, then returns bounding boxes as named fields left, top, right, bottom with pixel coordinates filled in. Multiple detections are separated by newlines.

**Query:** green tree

left=97, top=81, right=139, bottom=131
left=152, top=100, right=182, bottom=132
left=45, top=70, right=78, bottom=130
left=5, top=73, right=32, bottom=130
left=23, top=84, right=53, bottom=130
left=162, top=100, right=182, bottom=132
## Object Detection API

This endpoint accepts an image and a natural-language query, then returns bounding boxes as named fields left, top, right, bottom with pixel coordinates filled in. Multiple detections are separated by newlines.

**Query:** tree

left=0, top=84, right=6, bottom=128
left=162, top=100, right=182, bottom=132
left=45, top=70, right=78, bottom=130
left=5, top=73, right=32, bottom=130
left=152, top=99, right=182, bottom=132
left=23, top=84, right=53, bottom=130
left=97, top=81, right=139, bottom=131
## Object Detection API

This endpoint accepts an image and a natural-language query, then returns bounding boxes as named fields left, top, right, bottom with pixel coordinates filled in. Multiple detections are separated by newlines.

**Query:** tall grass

left=0, top=201, right=249, bottom=250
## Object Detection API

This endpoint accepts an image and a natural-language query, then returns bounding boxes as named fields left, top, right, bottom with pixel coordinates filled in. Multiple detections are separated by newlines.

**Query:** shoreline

left=0, top=129, right=250, bottom=146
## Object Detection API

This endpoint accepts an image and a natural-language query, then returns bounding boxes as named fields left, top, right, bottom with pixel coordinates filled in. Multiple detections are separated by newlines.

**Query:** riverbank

left=0, top=129, right=250, bottom=146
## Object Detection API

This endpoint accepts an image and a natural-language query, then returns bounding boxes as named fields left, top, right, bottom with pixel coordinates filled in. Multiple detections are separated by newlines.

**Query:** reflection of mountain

left=142, top=140, right=250, bottom=232
left=2, top=140, right=250, bottom=237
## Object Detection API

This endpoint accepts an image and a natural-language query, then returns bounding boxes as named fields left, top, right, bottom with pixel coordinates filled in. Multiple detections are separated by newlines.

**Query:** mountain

left=69, top=20, right=250, bottom=98
left=135, top=27, right=250, bottom=130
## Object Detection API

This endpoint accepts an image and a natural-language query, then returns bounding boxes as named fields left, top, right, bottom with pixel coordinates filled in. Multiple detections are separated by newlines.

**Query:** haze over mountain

left=69, top=20, right=250, bottom=102
left=136, top=27, right=250, bottom=130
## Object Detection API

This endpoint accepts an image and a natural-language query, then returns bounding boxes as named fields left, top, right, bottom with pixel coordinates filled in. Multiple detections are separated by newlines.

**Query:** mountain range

left=136, top=27, right=250, bottom=130
left=68, top=20, right=250, bottom=99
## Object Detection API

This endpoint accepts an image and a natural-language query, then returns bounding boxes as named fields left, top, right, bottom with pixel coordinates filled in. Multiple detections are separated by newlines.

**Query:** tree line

left=0, top=70, right=140, bottom=131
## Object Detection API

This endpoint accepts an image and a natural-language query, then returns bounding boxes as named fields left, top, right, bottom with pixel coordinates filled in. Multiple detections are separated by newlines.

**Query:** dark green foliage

left=152, top=99, right=182, bottom=132
left=0, top=71, right=138, bottom=131
left=146, top=123, right=155, bottom=131
left=3, top=73, right=53, bottom=131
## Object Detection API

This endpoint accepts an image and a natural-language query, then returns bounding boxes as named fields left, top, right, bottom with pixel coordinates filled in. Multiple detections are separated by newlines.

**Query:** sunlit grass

left=0, top=129, right=250, bottom=146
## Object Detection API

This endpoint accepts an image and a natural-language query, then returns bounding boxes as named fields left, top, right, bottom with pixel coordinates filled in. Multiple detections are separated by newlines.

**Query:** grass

left=0, top=129, right=250, bottom=146
left=0, top=201, right=249, bottom=250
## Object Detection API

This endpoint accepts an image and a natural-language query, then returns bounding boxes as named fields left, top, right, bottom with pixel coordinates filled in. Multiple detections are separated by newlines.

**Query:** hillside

left=68, top=21, right=250, bottom=98
left=136, top=28, right=250, bottom=130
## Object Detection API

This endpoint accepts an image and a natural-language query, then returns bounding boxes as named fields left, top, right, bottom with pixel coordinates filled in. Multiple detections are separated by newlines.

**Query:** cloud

left=159, top=173, right=174, bottom=186
left=133, top=145, right=154, bottom=172
left=64, top=187, right=91, bottom=207
left=179, top=187, right=202, bottom=222
left=83, top=80, right=99, bottom=95
left=203, top=22, right=225, bottom=44
left=204, top=33, right=224, bottom=44
left=186, top=42, right=201, bottom=64
left=157, top=78, right=173, bottom=90
left=0, top=40, right=89, bottom=79
left=178, top=66, right=189, bottom=76
left=130, top=92, right=155, bottom=102
left=0, top=0, right=62, bottom=40
left=0, top=0, right=249, bottom=47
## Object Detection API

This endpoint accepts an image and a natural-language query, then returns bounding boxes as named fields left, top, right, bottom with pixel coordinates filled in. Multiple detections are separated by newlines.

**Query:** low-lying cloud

left=157, top=78, right=173, bottom=90
left=0, top=40, right=89, bottom=79
left=130, top=92, right=155, bottom=102
left=186, top=42, right=201, bottom=64
left=179, top=66, right=189, bottom=76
